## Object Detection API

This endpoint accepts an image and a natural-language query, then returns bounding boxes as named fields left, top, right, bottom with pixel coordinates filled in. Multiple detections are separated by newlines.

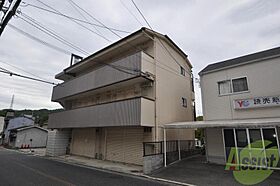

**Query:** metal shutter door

left=106, top=127, right=143, bottom=165
left=106, top=128, right=124, bottom=163
left=123, top=127, right=143, bottom=165
left=71, top=128, right=96, bottom=158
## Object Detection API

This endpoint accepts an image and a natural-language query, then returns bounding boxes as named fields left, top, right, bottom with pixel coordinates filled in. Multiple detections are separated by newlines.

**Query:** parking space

left=151, top=155, right=280, bottom=186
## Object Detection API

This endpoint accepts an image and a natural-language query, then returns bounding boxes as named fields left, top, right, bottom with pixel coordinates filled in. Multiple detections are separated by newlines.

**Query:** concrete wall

left=15, top=128, right=48, bottom=148
left=201, top=57, right=280, bottom=121
left=46, top=129, right=71, bottom=156
left=205, top=128, right=225, bottom=165
left=143, top=154, right=163, bottom=174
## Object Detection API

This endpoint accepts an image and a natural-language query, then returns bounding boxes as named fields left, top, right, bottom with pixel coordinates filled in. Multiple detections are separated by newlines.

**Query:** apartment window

left=232, top=77, right=248, bottom=93
left=144, top=127, right=152, bottom=133
left=182, top=97, right=187, bottom=107
left=180, top=66, right=186, bottom=76
left=218, top=80, right=231, bottom=95
left=218, top=77, right=248, bottom=95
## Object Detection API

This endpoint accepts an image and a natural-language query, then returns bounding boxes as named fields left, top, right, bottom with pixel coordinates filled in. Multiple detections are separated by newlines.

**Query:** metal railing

left=143, top=140, right=197, bottom=156
left=143, top=141, right=163, bottom=156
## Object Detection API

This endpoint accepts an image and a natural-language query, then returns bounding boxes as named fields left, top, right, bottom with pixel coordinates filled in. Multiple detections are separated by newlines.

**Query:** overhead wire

left=20, top=2, right=130, bottom=34
left=34, top=0, right=112, bottom=42
left=131, top=0, right=192, bottom=75
left=0, top=59, right=48, bottom=81
left=18, top=12, right=89, bottom=55
left=0, top=65, right=58, bottom=85
left=66, top=0, right=104, bottom=37
left=120, top=0, right=143, bottom=27
left=66, top=0, right=187, bottom=79
left=8, top=24, right=72, bottom=55
left=18, top=1, right=187, bottom=79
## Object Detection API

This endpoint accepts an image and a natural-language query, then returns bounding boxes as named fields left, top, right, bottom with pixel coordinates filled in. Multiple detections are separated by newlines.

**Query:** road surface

left=0, top=147, right=170, bottom=186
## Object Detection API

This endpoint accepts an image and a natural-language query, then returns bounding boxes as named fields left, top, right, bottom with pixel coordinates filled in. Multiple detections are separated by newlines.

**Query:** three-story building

left=47, top=28, right=195, bottom=166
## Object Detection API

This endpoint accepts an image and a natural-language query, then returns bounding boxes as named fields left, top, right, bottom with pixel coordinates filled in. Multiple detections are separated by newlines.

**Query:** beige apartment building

left=47, top=28, right=195, bottom=166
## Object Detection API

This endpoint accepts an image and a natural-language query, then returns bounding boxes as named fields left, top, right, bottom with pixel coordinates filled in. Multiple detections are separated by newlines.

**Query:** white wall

left=201, top=57, right=280, bottom=121
left=205, top=128, right=225, bottom=164
left=15, top=128, right=48, bottom=148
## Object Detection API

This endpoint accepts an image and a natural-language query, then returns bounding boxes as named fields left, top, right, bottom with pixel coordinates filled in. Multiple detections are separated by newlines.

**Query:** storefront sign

left=234, top=95, right=280, bottom=109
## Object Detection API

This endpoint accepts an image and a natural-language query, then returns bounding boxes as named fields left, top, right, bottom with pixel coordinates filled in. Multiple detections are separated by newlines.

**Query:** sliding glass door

left=223, top=128, right=280, bottom=169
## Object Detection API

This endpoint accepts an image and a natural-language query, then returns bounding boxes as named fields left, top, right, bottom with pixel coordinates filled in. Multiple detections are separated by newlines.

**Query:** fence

left=143, top=140, right=200, bottom=165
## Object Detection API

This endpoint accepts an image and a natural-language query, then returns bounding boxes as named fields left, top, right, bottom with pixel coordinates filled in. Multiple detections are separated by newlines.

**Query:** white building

left=163, top=47, right=280, bottom=168
left=9, top=126, right=48, bottom=148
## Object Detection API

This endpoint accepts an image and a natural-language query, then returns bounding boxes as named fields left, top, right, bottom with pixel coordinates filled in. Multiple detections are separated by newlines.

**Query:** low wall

left=143, top=154, right=163, bottom=174
left=46, top=129, right=71, bottom=156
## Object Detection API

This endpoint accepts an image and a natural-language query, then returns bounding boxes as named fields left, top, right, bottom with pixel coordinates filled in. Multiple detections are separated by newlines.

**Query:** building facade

left=47, top=28, right=195, bottom=165
left=9, top=126, right=48, bottom=148
left=199, top=47, right=280, bottom=166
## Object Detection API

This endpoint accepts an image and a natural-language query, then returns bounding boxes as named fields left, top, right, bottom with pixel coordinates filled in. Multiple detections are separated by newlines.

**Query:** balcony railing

left=52, top=51, right=154, bottom=101
left=48, top=97, right=155, bottom=129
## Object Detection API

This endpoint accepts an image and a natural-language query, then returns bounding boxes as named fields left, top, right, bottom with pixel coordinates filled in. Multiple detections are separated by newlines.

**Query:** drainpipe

left=178, top=139, right=181, bottom=160
left=164, top=128, right=167, bottom=167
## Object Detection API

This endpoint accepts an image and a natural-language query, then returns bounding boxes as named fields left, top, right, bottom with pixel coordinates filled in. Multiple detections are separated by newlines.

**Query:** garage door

left=106, top=127, right=143, bottom=165
left=71, top=128, right=96, bottom=158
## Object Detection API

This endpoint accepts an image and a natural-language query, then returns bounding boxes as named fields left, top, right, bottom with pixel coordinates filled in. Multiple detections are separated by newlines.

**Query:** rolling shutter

left=106, top=127, right=143, bottom=165
left=71, top=128, right=96, bottom=158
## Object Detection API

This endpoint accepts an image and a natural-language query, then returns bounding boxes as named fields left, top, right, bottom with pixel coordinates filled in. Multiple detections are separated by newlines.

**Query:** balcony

left=52, top=51, right=154, bottom=101
left=48, top=97, right=155, bottom=129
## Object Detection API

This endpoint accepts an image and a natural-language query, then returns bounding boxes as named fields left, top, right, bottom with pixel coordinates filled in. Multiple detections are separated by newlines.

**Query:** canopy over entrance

left=163, top=117, right=280, bottom=129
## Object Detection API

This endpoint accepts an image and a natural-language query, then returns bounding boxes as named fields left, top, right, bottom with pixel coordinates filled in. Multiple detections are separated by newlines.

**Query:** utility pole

left=0, top=0, right=21, bottom=36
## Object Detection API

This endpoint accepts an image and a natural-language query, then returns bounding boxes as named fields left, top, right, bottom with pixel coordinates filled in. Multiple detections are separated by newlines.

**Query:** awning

left=163, top=117, right=280, bottom=129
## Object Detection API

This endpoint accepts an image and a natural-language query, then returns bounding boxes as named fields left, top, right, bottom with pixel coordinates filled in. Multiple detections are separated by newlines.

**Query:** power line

left=8, top=24, right=71, bottom=55
left=0, top=59, right=48, bottom=81
left=66, top=0, right=122, bottom=39
left=21, top=12, right=90, bottom=55
left=66, top=0, right=103, bottom=37
left=21, top=2, right=130, bottom=34
left=120, top=0, right=143, bottom=26
left=18, top=12, right=89, bottom=55
left=0, top=66, right=57, bottom=85
left=131, top=0, right=191, bottom=75
left=34, top=0, right=111, bottom=42
left=131, top=0, right=152, bottom=29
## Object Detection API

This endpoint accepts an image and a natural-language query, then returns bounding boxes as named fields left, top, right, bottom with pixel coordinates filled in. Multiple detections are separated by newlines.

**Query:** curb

left=142, top=175, right=197, bottom=186
left=2, top=147, right=195, bottom=186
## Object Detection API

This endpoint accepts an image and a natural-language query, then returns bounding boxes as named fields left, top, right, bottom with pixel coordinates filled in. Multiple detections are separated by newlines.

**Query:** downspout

left=142, top=29, right=157, bottom=141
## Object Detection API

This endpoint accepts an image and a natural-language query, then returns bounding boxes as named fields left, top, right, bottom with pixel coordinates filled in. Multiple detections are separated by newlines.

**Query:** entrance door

left=223, top=128, right=280, bottom=169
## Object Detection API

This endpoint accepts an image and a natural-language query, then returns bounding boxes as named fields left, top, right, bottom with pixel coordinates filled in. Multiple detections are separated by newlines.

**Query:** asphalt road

left=0, top=148, right=170, bottom=186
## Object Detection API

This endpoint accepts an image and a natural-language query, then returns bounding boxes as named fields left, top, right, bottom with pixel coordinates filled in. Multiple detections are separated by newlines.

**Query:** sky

left=0, top=0, right=280, bottom=115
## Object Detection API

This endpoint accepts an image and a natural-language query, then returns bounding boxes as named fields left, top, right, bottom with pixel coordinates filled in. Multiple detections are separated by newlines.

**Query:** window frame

left=180, top=66, right=186, bottom=76
left=218, top=76, right=249, bottom=96
left=182, top=97, right=187, bottom=107
left=232, top=76, right=249, bottom=93
left=222, top=127, right=280, bottom=169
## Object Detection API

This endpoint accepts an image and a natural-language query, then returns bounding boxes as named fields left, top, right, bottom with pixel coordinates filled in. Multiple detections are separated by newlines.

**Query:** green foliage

left=195, top=116, right=204, bottom=140
left=196, top=115, right=203, bottom=121
left=0, top=109, right=63, bottom=126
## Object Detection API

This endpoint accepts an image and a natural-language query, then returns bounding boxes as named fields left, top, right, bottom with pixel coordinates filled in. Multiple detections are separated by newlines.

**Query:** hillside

left=0, top=109, right=63, bottom=126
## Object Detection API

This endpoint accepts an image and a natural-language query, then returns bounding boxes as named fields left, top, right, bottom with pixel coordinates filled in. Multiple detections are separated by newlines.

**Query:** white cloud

left=0, top=0, right=279, bottom=114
